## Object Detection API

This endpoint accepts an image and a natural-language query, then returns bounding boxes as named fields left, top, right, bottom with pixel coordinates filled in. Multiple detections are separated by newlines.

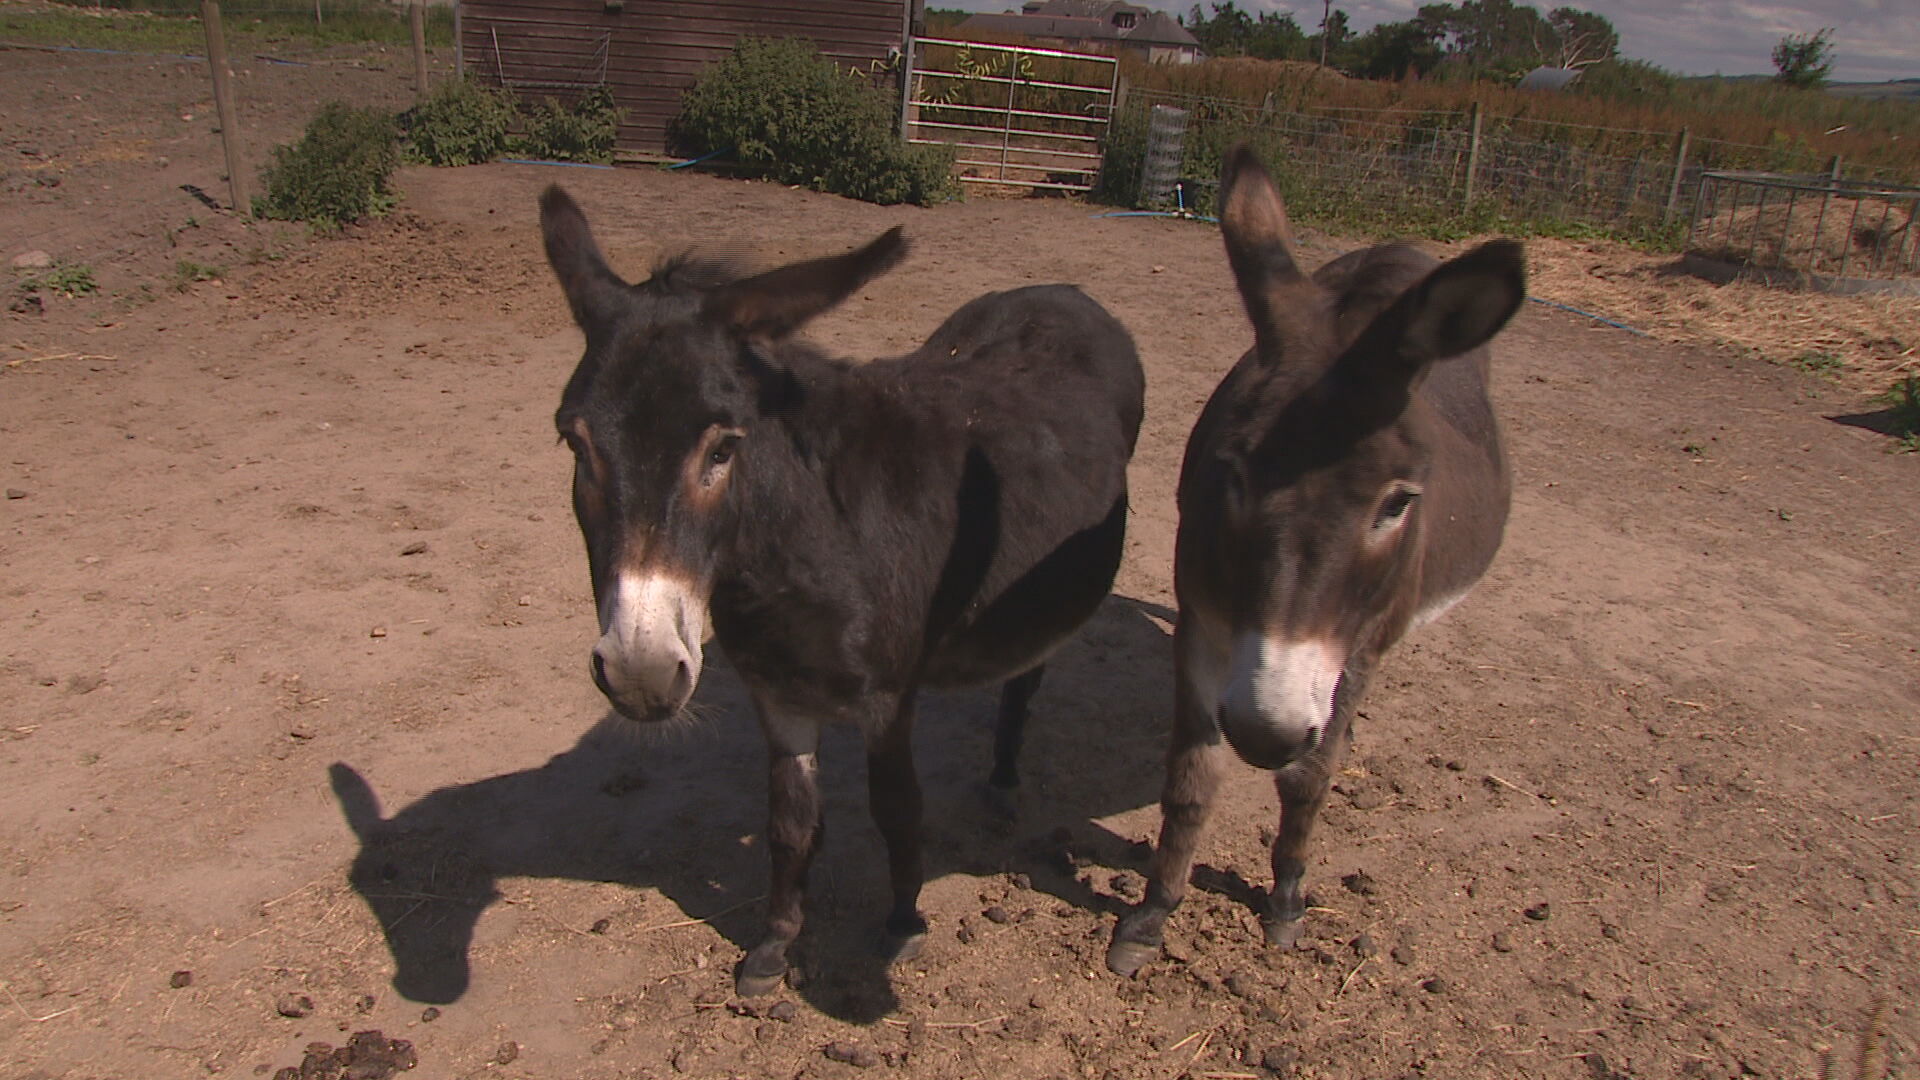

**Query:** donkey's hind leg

left=990, top=664, right=1045, bottom=791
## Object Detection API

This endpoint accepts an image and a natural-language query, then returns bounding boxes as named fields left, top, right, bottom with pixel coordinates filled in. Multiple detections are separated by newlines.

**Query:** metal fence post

left=200, top=0, right=251, bottom=218
left=1664, top=127, right=1690, bottom=223
left=411, top=0, right=430, bottom=102
left=1463, top=102, right=1482, bottom=208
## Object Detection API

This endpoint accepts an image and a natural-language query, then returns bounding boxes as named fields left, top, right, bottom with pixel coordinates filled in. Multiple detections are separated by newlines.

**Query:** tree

left=1544, top=7, right=1618, bottom=68
left=1772, top=28, right=1834, bottom=89
left=1341, top=19, right=1444, bottom=80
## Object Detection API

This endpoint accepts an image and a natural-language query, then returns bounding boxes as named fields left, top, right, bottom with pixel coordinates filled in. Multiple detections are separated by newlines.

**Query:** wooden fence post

left=1463, top=102, right=1482, bottom=208
left=411, top=0, right=429, bottom=102
left=200, top=0, right=251, bottom=218
left=1663, top=127, right=1690, bottom=223
left=896, top=36, right=915, bottom=139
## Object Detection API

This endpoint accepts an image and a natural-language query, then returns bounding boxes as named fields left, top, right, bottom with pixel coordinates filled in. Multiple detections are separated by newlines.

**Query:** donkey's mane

left=647, top=251, right=750, bottom=294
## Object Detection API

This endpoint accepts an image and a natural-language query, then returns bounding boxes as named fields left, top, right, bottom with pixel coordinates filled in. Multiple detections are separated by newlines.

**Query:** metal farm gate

left=901, top=38, right=1117, bottom=193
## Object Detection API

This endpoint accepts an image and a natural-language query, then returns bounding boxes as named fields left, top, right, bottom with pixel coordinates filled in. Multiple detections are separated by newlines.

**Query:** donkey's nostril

left=589, top=651, right=612, bottom=696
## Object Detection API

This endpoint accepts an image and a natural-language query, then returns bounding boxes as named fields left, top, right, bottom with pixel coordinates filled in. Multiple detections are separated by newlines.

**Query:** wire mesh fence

left=1100, top=88, right=1920, bottom=249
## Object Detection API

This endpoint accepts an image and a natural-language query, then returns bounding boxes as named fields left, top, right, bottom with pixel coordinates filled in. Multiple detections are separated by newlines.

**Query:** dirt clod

left=418, top=1007, right=439, bottom=1023
left=493, top=1041, right=518, bottom=1065
left=1491, top=931, right=1515, bottom=953
left=589, top=917, right=611, bottom=934
left=1422, top=977, right=1450, bottom=995
left=956, top=922, right=977, bottom=945
left=275, top=993, right=314, bottom=1019
left=169, top=970, right=193, bottom=988
left=1390, top=944, right=1416, bottom=965
left=1351, top=933, right=1376, bottom=957
left=983, top=905, right=1011, bottom=924
left=825, top=1041, right=881, bottom=1068
left=767, top=1000, right=797, bottom=1022
left=1523, top=902, right=1552, bottom=922
left=1341, top=871, right=1377, bottom=896
left=399, top=541, right=427, bottom=556
left=1262, top=1045, right=1299, bottom=1071
left=5, top=488, right=27, bottom=500
left=285, top=1031, right=416, bottom=1079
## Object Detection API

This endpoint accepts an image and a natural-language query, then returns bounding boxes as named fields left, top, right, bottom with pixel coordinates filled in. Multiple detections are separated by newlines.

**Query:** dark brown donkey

left=540, top=188, right=1144, bottom=996
left=1108, top=148, right=1523, bottom=975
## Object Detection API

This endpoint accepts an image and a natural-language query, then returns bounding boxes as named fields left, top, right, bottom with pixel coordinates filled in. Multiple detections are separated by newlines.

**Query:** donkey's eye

left=1375, top=484, right=1420, bottom=527
left=707, top=433, right=742, bottom=469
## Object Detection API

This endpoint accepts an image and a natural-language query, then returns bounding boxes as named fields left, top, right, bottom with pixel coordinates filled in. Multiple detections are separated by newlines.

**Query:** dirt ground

left=4, top=38, right=1920, bottom=1080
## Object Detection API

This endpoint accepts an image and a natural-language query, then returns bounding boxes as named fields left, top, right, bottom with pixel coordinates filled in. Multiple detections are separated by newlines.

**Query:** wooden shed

left=456, top=0, right=915, bottom=157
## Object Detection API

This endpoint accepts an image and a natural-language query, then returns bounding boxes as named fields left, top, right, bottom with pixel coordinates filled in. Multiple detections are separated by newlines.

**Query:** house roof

left=963, top=1, right=1199, bottom=50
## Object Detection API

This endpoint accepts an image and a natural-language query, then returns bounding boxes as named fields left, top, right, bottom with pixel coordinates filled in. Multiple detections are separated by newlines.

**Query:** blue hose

left=666, top=148, right=731, bottom=170
left=1526, top=296, right=1649, bottom=337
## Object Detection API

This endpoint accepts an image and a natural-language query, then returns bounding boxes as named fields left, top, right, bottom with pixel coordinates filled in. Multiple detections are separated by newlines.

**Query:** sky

left=934, top=0, right=1920, bottom=83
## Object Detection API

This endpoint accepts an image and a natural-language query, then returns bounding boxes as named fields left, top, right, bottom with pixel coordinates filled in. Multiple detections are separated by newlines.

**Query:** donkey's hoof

left=881, top=929, right=928, bottom=967
left=736, top=943, right=788, bottom=997
left=735, top=968, right=784, bottom=997
left=1105, top=937, right=1159, bottom=978
left=1262, top=916, right=1304, bottom=950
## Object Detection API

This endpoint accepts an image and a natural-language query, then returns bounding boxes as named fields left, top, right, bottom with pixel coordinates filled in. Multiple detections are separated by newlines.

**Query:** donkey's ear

left=540, top=185, right=629, bottom=330
left=1347, top=240, right=1525, bottom=376
left=1330, top=240, right=1525, bottom=424
left=1218, top=146, right=1317, bottom=356
left=704, top=227, right=907, bottom=339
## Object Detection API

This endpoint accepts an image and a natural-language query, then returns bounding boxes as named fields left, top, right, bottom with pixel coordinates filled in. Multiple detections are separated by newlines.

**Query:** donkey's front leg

left=1108, top=623, right=1228, bottom=977
left=1263, top=680, right=1359, bottom=948
left=867, top=695, right=928, bottom=963
left=738, top=715, right=823, bottom=997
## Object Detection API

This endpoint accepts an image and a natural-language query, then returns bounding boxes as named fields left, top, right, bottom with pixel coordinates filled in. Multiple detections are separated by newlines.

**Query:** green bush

left=514, top=86, right=623, bottom=164
left=405, top=78, right=516, bottom=166
left=675, top=37, right=958, bottom=207
left=256, top=103, right=399, bottom=230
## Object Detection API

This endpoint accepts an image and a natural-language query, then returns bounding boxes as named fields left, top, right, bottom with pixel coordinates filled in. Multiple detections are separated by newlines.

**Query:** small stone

left=494, top=1041, right=519, bottom=1064
left=1390, top=944, right=1415, bottom=966
left=527, top=512, right=545, bottom=521
left=10, top=250, right=52, bottom=270
left=354, top=993, right=376, bottom=1012
left=420, top=1006, right=440, bottom=1022
left=590, top=917, right=611, bottom=934
left=1151, top=264, right=1165, bottom=273
left=767, top=1000, right=797, bottom=1022
left=169, top=970, right=193, bottom=989
left=66, top=673, right=106, bottom=695
left=274, top=1069, right=299, bottom=1080
left=517, top=595, right=532, bottom=607
left=1341, top=871, right=1377, bottom=896
left=1222, top=973, right=1255, bottom=997
left=1491, top=931, right=1514, bottom=953
left=1600, top=923, right=1624, bottom=942
left=1350, top=933, right=1376, bottom=958
left=5, top=489, right=26, bottom=500
left=956, top=923, right=977, bottom=945
left=1261, top=1045, right=1298, bottom=1070
left=1445, top=760, right=1465, bottom=771
left=982, top=905, right=1011, bottom=924
left=1523, top=902, right=1552, bottom=921
left=369, top=626, right=387, bottom=639
left=1421, top=977, right=1449, bottom=995
left=274, top=993, right=313, bottom=1018
left=399, top=541, right=428, bottom=555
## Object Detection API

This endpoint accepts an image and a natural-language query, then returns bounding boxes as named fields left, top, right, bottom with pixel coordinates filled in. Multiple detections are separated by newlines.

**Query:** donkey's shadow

left=328, top=595, right=1173, bottom=1021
